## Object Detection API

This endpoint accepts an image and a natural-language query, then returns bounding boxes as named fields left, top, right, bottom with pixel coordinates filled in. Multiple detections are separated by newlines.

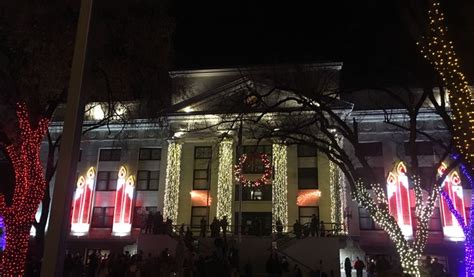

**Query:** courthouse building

left=31, top=63, right=469, bottom=273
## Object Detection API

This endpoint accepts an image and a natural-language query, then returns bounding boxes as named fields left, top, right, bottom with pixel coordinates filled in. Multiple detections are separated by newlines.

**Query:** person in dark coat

left=310, top=214, right=318, bottom=237
left=221, top=216, right=229, bottom=237
left=354, top=257, right=365, bottom=277
left=200, top=217, right=207, bottom=237
left=145, top=211, right=153, bottom=234
left=344, top=257, right=352, bottom=277
left=293, top=220, right=302, bottom=239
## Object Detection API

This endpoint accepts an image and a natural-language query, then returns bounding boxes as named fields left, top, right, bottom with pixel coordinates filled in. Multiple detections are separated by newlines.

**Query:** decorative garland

left=234, top=153, right=272, bottom=187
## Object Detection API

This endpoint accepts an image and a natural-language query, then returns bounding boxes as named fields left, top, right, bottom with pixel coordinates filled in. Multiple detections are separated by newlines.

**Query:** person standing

left=145, top=211, right=153, bottom=234
left=310, top=214, right=318, bottom=237
left=221, top=216, right=229, bottom=237
left=344, top=257, right=352, bottom=277
left=293, top=220, right=302, bottom=239
left=200, top=217, right=207, bottom=237
left=320, top=220, right=325, bottom=237
left=276, top=218, right=283, bottom=238
left=367, top=258, right=376, bottom=277
left=354, top=257, right=365, bottom=277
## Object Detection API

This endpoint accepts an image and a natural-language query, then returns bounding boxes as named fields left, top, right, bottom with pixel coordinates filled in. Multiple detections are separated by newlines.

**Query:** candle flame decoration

left=71, top=167, right=96, bottom=236
left=112, top=166, right=136, bottom=236
left=387, top=161, right=413, bottom=238
left=438, top=162, right=466, bottom=241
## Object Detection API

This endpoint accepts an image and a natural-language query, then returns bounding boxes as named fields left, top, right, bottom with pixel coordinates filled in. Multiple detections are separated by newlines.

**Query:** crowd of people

left=291, top=214, right=335, bottom=239
left=141, top=211, right=174, bottom=235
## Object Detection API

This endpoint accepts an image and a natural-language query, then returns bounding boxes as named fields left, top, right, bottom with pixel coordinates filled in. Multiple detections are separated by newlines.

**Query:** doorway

left=234, top=212, right=272, bottom=236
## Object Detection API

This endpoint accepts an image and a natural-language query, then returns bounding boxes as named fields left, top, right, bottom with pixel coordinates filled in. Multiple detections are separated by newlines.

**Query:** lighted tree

left=0, top=104, right=49, bottom=275
left=0, top=0, right=174, bottom=259
left=404, top=1, right=474, bottom=275
left=407, top=0, right=474, bottom=172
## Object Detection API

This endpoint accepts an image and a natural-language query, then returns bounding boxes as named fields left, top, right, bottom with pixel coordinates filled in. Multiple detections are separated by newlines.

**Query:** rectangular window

left=91, top=207, right=114, bottom=228
left=355, top=167, right=385, bottom=188
left=96, top=171, right=118, bottom=191
left=297, top=145, right=318, bottom=157
left=139, top=148, right=161, bottom=160
left=404, top=141, right=433, bottom=156
left=298, top=207, right=319, bottom=225
left=358, top=142, right=383, bottom=157
left=235, top=185, right=272, bottom=201
left=358, top=207, right=382, bottom=230
left=298, top=168, right=318, bottom=189
left=194, top=146, right=212, bottom=159
left=133, top=207, right=157, bottom=228
left=419, top=167, right=436, bottom=190
left=136, top=170, right=159, bottom=191
left=99, top=149, right=121, bottom=161
left=191, top=207, right=209, bottom=229
left=429, top=208, right=442, bottom=231
left=193, top=169, right=210, bottom=190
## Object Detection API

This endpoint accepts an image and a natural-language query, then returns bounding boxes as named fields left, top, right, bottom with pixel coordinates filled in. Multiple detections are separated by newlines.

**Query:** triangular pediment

left=168, top=77, right=352, bottom=115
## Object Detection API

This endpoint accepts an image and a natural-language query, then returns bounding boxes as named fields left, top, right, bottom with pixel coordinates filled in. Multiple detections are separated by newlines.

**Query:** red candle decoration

left=112, top=167, right=135, bottom=236
left=386, top=162, right=413, bottom=238
left=0, top=103, right=49, bottom=275
left=234, top=153, right=272, bottom=187
left=71, top=167, right=96, bottom=236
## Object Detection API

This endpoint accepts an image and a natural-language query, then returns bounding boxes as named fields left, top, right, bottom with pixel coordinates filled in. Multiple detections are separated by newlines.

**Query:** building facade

left=31, top=63, right=469, bottom=274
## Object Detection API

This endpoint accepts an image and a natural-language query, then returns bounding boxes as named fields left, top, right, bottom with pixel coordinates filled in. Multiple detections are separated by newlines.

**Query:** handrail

left=141, top=222, right=345, bottom=237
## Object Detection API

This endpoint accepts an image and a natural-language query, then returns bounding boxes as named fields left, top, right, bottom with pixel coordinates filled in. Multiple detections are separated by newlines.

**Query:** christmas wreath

left=234, top=153, right=272, bottom=187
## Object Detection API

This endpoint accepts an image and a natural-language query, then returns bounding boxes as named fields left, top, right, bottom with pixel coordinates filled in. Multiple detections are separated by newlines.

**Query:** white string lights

left=163, top=141, right=182, bottom=223
left=272, top=143, right=288, bottom=232
left=216, top=139, right=234, bottom=222
left=352, top=161, right=440, bottom=277
left=329, top=159, right=343, bottom=234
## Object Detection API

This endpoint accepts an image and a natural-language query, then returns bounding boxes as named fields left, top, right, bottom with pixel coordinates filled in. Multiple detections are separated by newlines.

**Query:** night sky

left=172, top=0, right=474, bottom=88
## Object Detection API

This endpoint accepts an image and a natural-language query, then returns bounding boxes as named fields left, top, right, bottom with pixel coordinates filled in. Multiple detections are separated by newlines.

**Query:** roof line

left=169, top=62, right=343, bottom=77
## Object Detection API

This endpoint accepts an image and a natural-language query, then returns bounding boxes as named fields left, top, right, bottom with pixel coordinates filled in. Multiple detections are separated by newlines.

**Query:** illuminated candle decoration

left=112, top=167, right=136, bottom=236
left=438, top=163, right=466, bottom=241
left=386, top=162, right=413, bottom=238
left=190, top=190, right=212, bottom=206
left=296, top=189, right=321, bottom=206
left=71, top=167, right=96, bottom=235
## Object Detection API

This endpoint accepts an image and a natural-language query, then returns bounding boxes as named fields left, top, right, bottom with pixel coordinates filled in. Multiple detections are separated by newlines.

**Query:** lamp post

left=40, top=0, right=92, bottom=275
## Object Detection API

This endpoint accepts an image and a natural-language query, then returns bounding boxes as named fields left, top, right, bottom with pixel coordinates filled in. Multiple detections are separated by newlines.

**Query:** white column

left=272, top=143, right=288, bottom=232
left=216, top=139, right=234, bottom=223
left=163, top=141, right=182, bottom=223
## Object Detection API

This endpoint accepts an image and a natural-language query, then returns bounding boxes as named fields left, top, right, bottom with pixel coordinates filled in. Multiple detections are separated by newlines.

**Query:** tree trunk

left=398, top=249, right=421, bottom=277
left=465, top=240, right=474, bottom=277
left=0, top=219, right=31, bottom=276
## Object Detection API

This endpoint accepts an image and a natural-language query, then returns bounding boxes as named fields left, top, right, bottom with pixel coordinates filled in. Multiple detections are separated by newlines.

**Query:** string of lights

left=0, top=103, right=49, bottom=275
left=352, top=161, right=442, bottom=276
left=234, top=153, right=272, bottom=187
left=329, top=159, right=343, bottom=234
left=163, top=141, right=182, bottom=224
left=441, top=156, right=474, bottom=276
left=272, top=144, right=288, bottom=232
left=216, top=139, right=234, bottom=223
left=418, top=1, right=474, bottom=173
